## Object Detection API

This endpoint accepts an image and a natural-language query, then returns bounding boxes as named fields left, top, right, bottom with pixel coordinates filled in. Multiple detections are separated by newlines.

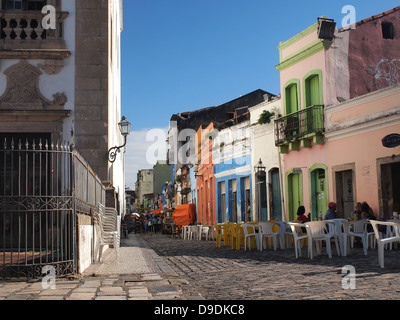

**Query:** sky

left=121, top=0, right=400, bottom=189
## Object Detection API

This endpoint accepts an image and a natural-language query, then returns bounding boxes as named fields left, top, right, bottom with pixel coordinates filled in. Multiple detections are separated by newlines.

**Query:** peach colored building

left=326, top=84, right=400, bottom=219
left=275, top=7, right=400, bottom=220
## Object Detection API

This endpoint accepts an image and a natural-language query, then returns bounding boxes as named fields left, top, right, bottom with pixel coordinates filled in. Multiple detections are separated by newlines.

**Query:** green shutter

left=306, top=75, right=320, bottom=107
left=286, top=84, right=299, bottom=115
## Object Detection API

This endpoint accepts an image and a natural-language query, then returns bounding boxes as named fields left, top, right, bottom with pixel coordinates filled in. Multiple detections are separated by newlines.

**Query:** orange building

left=194, top=123, right=217, bottom=225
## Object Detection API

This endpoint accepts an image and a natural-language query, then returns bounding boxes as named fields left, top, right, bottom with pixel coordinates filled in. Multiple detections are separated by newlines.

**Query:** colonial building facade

left=0, top=0, right=125, bottom=276
left=275, top=7, right=400, bottom=220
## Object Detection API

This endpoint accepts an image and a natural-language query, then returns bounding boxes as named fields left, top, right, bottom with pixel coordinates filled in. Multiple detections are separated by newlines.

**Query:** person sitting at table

left=296, top=206, right=310, bottom=223
left=325, top=202, right=337, bottom=220
left=351, top=202, right=362, bottom=221
left=361, top=201, right=376, bottom=220
left=361, top=201, right=376, bottom=233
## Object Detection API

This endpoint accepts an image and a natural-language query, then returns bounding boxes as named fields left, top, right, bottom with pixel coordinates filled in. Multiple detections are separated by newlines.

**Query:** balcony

left=0, top=9, right=70, bottom=59
left=274, top=105, right=325, bottom=153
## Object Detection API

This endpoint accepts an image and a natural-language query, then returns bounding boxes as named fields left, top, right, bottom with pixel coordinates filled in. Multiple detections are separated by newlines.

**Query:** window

left=382, top=22, right=394, bottom=39
left=5, top=0, right=22, bottom=10
left=303, top=69, right=323, bottom=108
left=285, top=82, right=299, bottom=115
left=305, top=75, right=321, bottom=107
left=2, top=0, right=45, bottom=10
left=27, top=0, right=45, bottom=10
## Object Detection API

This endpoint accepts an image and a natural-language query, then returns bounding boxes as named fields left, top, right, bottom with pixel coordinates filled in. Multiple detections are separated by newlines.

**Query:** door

left=270, top=168, right=282, bottom=221
left=288, top=173, right=302, bottom=221
left=256, top=172, right=268, bottom=221
left=380, top=162, right=400, bottom=218
left=335, top=170, right=354, bottom=219
left=285, top=84, right=300, bottom=141
left=311, top=168, right=327, bottom=220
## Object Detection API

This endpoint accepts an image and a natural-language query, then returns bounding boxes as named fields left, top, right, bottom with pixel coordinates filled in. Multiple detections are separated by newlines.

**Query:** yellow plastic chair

left=214, top=224, right=224, bottom=248
left=227, top=222, right=240, bottom=250
left=236, top=223, right=248, bottom=250
left=220, top=223, right=229, bottom=246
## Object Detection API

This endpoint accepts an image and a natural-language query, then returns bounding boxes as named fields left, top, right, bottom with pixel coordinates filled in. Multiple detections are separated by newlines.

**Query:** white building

left=249, top=96, right=285, bottom=221
left=0, top=0, right=125, bottom=276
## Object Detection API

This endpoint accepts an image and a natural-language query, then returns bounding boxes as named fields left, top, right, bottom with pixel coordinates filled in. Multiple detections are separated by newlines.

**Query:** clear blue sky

left=121, top=0, right=399, bottom=131
left=121, top=0, right=400, bottom=188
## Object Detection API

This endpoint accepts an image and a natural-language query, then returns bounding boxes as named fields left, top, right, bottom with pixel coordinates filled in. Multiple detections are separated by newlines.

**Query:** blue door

left=270, top=169, right=282, bottom=221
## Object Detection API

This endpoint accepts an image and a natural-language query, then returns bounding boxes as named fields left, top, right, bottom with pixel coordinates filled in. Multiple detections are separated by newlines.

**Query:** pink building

left=275, top=7, right=400, bottom=220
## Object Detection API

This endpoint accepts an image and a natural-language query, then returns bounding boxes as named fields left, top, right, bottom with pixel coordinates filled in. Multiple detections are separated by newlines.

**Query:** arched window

left=283, top=79, right=300, bottom=115
left=303, top=69, right=323, bottom=108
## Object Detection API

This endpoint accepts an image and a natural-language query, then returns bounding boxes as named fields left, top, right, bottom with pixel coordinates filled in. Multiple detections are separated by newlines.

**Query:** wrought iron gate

left=0, top=136, right=104, bottom=280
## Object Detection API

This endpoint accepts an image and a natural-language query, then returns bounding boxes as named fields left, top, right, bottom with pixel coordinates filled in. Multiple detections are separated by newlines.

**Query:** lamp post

left=108, top=116, right=131, bottom=163
left=254, top=159, right=266, bottom=222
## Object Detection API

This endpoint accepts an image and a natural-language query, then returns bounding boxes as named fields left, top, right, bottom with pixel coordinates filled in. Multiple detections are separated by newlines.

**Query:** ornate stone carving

left=0, top=60, right=67, bottom=109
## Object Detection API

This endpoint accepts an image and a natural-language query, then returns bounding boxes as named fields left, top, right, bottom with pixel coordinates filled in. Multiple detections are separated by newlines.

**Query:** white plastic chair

left=242, top=224, right=260, bottom=251
left=304, top=221, right=340, bottom=259
left=258, top=222, right=282, bottom=251
left=343, top=220, right=368, bottom=256
left=370, top=220, right=400, bottom=268
left=280, top=221, right=295, bottom=249
left=200, top=226, right=210, bottom=241
left=366, top=221, right=377, bottom=249
left=97, top=203, right=120, bottom=263
left=385, top=219, right=400, bottom=250
left=288, top=222, right=309, bottom=258
left=182, top=225, right=190, bottom=240
left=188, top=225, right=199, bottom=240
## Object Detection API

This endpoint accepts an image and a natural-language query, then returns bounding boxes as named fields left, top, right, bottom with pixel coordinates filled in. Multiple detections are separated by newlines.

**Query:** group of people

left=143, top=215, right=162, bottom=234
left=296, top=201, right=377, bottom=223
left=123, top=214, right=163, bottom=234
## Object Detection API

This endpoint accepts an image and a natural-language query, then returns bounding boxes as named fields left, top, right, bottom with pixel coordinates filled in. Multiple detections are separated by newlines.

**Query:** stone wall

left=74, top=0, right=109, bottom=181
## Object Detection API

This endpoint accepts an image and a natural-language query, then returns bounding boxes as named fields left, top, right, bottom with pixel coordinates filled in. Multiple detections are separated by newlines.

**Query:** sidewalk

left=0, top=233, right=204, bottom=300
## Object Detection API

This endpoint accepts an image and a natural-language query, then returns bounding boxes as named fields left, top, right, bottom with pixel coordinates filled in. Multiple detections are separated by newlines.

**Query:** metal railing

left=0, top=137, right=105, bottom=279
left=0, top=10, right=68, bottom=41
left=274, top=105, right=325, bottom=146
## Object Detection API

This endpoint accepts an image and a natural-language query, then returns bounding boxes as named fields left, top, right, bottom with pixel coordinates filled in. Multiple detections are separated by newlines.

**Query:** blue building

left=214, top=120, right=253, bottom=223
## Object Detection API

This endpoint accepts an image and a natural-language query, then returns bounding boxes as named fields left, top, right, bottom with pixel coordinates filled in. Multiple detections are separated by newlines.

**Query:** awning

left=172, top=204, right=196, bottom=226
left=151, top=208, right=163, bottom=215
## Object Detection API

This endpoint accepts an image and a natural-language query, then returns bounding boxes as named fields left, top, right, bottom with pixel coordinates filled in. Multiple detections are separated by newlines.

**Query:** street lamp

left=254, top=159, right=266, bottom=222
left=254, top=159, right=266, bottom=174
left=108, top=116, right=131, bottom=163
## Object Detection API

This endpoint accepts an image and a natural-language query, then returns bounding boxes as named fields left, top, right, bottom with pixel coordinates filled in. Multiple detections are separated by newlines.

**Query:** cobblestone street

left=142, top=233, right=400, bottom=300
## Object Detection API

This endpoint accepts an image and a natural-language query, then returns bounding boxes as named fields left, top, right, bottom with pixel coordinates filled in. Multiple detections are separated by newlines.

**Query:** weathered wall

left=347, top=9, right=400, bottom=98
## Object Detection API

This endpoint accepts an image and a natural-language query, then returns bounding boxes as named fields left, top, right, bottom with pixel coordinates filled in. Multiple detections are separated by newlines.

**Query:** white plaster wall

left=109, top=0, right=125, bottom=216
left=0, top=1, right=76, bottom=143
left=249, top=98, right=283, bottom=220
left=78, top=225, right=93, bottom=274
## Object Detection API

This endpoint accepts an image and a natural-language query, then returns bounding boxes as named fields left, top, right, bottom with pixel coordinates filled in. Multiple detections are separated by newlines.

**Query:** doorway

left=256, top=172, right=268, bottom=221
left=269, top=168, right=282, bottom=221
left=335, top=169, right=354, bottom=219
left=380, top=161, right=400, bottom=218
left=310, top=167, right=328, bottom=221
left=287, top=171, right=303, bottom=221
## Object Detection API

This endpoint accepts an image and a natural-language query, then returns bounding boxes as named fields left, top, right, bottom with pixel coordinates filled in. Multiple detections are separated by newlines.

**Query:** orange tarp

left=151, top=208, right=163, bottom=215
left=172, top=204, right=196, bottom=226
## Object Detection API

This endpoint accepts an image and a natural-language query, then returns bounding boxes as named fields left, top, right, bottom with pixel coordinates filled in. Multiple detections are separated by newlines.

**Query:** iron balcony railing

left=274, top=105, right=325, bottom=146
